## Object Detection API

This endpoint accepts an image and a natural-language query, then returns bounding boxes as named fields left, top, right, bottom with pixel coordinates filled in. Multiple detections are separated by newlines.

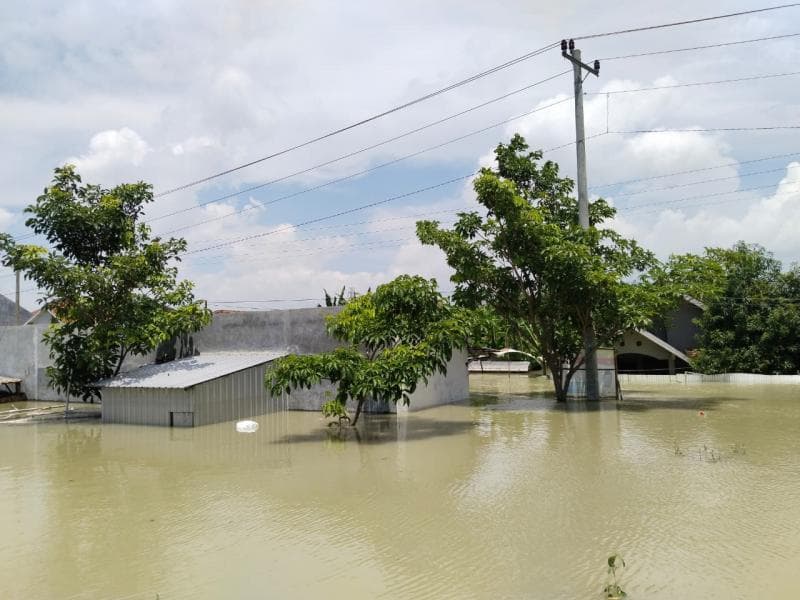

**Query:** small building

left=99, top=351, right=287, bottom=427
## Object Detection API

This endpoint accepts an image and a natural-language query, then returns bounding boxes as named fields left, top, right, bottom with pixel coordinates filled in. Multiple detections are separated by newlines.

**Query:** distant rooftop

left=98, top=351, right=287, bottom=390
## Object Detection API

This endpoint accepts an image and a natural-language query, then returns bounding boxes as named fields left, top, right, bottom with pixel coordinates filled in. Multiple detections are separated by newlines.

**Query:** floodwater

left=1, top=376, right=799, bottom=600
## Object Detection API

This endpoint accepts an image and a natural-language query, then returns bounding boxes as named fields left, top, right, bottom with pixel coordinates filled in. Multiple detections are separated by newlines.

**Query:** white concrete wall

left=619, top=372, right=800, bottom=385
left=283, top=349, right=470, bottom=414
left=0, top=323, right=157, bottom=401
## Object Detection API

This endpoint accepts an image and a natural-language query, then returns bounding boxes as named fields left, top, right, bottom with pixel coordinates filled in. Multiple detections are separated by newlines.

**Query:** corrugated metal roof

left=98, top=351, right=287, bottom=390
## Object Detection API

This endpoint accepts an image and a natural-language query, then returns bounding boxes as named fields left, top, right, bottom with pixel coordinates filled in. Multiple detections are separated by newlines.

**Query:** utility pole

left=561, top=38, right=601, bottom=401
left=15, top=271, right=20, bottom=325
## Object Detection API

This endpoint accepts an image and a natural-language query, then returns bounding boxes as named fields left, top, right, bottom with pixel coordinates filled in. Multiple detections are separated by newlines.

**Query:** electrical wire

left=151, top=94, right=573, bottom=229
left=184, top=173, right=477, bottom=255
left=599, top=31, right=800, bottom=60
left=153, top=43, right=560, bottom=197
left=573, top=4, right=800, bottom=40
left=154, top=69, right=800, bottom=233
left=623, top=178, right=800, bottom=213
left=184, top=208, right=461, bottom=250
left=611, top=164, right=799, bottom=199
left=598, top=70, right=800, bottom=94
left=153, top=5, right=800, bottom=198
left=610, top=126, right=800, bottom=134
left=590, top=150, right=800, bottom=189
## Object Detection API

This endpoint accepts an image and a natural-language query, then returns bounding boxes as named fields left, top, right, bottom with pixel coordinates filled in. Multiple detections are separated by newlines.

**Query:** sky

left=2, top=0, right=800, bottom=311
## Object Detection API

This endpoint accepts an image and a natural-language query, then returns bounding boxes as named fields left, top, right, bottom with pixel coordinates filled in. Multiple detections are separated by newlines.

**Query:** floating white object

left=235, top=420, right=259, bottom=433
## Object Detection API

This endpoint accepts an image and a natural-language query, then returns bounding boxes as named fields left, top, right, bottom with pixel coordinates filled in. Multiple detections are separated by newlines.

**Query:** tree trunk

left=64, top=384, right=71, bottom=417
left=549, top=361, right=567, bottom=402
left=113, top=347, right=129, bottom=376
left=351, top=397, right=366, bottom=426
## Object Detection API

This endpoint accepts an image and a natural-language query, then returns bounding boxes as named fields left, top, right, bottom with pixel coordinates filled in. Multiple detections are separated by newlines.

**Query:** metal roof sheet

left=98, top=351, right=287, bottom=390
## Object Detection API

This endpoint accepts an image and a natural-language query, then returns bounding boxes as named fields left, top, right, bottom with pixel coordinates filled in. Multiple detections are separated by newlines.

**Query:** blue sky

left=2, top=1, right=800, bottom=309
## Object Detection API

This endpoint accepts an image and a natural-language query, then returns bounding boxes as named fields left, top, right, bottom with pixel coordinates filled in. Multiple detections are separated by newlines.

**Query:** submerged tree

left=265, top=275, right=472, bottom=425
left=0, top=165, right=211, bottom=406
left=417, top=134, right=660, bottom=401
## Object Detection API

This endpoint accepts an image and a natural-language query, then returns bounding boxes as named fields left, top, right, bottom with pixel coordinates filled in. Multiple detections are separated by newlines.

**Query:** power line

left=599, top=31, right=800, bottom=60
left=153, top=43, right=560, bottom=197
left=155, top=69, right=800, bottom=232
left=610, top=126, right=800, bottom=134
left=170, top=127, right=597, bottom=251
left=153, top=5, right=800, bottom=199
left=598, top=70, right=800, bottom=94
left=186, top=221, right=458, bottom=262
left=611, top=164, right=799, bottom=199
left=185, top=172, right=476, bottom=255
left=157, top=99, right=586, bottom=238
left=590, top=150, right=800, bottom=189
left=573, top=4, right=800, bottom=40
left=190, top=238, right=415, bottom=267
left=151, top=93, right=573, bottom=228
left=623, top=178, right=800, bottom=213
left=185, top=207, right=461, bottom=250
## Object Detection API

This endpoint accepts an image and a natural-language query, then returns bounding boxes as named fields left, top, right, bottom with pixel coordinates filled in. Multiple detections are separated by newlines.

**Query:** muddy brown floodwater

left=1, top=375, right=799, bottom=599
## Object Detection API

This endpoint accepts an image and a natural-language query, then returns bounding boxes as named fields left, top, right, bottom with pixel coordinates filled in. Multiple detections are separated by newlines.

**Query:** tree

left=677, top=242, right=800, bottom=374
left=319, top=286, right=348, bottom=307
left=265, top=275, right=472, bottom=425
left=0, top=165, right=211, bottom=407
left=417, top=134, right=660, bottom=401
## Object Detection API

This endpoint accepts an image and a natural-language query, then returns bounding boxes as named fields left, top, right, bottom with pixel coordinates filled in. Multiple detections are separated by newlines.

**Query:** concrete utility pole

left=15, top=271, right=20, bottom=325
left=561, top=39, right=601, bottom=400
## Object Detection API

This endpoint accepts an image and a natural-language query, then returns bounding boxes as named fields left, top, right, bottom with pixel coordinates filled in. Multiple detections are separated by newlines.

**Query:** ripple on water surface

left=1, top=376, right=799, bottom=599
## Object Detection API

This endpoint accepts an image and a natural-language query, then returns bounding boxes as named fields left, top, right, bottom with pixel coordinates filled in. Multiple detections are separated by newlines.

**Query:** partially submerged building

left=99, top=351, right=287, bottom=427
left=616, top=297, right=704, bottom=374
left=92, top=307, right=470, bottom=427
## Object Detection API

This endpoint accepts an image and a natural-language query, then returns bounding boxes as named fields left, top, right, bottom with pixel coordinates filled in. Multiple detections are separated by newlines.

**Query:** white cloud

left=68, top=127, right=151, bottom=174
left=4, top=0, right=800, bottom=309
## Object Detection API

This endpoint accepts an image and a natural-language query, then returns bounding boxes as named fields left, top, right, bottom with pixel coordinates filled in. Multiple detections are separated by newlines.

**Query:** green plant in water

left=603, top=554, right=626, bottom=599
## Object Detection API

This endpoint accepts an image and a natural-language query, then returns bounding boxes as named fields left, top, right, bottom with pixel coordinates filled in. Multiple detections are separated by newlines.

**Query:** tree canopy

left=417, top=134, right=661, bottom=400
left=667, top=242, right=800, bottom=374
left=0, top=165, right=211, bottom=402
left=265, top=275, right=472, bottom=425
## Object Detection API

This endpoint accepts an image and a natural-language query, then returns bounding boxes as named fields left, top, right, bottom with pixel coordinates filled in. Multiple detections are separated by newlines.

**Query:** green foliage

left=417, top=134, right=661, bottom=400
left=265, top=275, right=472, bottom=425
left=0, top=165, right=211, bottom=401
left=669, top=242, right=800, bottom=374
left=604, top=554, right=627, bottom=599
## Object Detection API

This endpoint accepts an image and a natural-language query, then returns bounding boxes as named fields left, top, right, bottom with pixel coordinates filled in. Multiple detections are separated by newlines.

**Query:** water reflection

left=0, top=376, right=799, bottom=599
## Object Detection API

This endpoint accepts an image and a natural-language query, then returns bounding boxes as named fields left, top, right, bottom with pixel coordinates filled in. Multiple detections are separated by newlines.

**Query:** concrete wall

left=192, top=307, right=341, bottom=354
left=619, top=372, right=800, bottom=385
left=283, top=349, right=470, bottom=414
left=0, top=322, right=154, bottom=402
left=0, top=306, right=469, bottom=417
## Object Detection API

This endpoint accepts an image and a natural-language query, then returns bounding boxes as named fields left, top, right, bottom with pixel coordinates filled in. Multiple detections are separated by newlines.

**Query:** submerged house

left=616, top=297, right=705, bottom=375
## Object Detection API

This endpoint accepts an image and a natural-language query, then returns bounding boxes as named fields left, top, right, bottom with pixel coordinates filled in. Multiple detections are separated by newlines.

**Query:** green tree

left=684, top=242, right=800, bottom=374
left=417, top=134, right=660, bottom=401
left=265, top=275, right=471, bottom=425
left=0, top=165, right=211, bottom=407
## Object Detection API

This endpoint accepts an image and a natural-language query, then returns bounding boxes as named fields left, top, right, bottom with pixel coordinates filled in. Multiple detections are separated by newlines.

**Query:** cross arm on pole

left=560, top=39, right=600, bottom=76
